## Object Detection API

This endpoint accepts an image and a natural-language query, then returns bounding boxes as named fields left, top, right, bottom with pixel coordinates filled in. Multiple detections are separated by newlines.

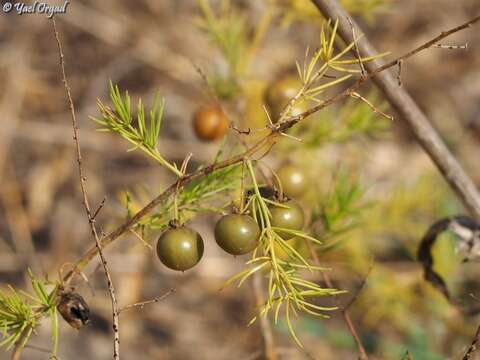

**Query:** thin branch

left=275, top=14, right=480, bottom=134
left=118, top=288, right=175, bottom=314
left=463, top=325, right=480, bottom=360
left=310, top=0, right=480, bottom=220
left=190, top=60, right=220, bottom=104
left=52, top=19, right=120, bottom=360
left=433, top=43, right=468, bottom=50
left=374, top=17, right=479, bottom=73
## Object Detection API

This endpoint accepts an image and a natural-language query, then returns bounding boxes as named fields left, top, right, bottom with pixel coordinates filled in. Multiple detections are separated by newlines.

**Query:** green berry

left=156, top=227, right=204, bottom=271
left=215, top=214, right=260, bottom=255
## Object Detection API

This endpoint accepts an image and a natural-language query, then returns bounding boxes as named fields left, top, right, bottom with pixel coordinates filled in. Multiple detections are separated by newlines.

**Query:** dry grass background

left=0, top=0, right=479, bottom=359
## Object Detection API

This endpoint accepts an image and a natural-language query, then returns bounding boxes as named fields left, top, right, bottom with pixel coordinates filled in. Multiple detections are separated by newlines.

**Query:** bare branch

left=52, top=18, right=120, bottom=360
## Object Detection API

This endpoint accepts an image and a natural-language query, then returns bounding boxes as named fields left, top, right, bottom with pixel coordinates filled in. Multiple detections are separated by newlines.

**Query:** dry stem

left=52, top=18, right=120, bottom=360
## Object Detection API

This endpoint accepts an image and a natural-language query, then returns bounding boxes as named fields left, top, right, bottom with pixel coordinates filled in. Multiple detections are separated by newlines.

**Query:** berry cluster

left=156, top=177, right=307, bottom=271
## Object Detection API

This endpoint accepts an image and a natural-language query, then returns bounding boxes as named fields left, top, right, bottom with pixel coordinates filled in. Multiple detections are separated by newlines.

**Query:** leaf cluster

left=0, top=271, right=59, bottom=357
left=91, top=82, right=182, bottom=177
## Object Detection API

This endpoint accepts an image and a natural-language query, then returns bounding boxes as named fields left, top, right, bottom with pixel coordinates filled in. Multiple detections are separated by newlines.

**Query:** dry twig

left=52, top=18, right=120, bottom=360
left=118, top=288, right=175, bottom=314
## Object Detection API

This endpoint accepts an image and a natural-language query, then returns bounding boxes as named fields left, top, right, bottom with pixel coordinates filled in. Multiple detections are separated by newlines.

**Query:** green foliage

left=91, top=82, right=182, bottom=177
left=0, top=271, right=59, bottom=357
left=189, top=16, right=389, bottom=347
left=137, top=164, right=241, bottom=231
left=222, top=159, right=343, bottom=347
left=0, top=287, right=37, bottom=350
left=322, top=172, right=364, bottom=229
left=336, top=173, right=463, bottom=351
left=312, top=170, right=367, bottom=252
left=126, top=144, right=242, bottom=232
left=297, top=19, right=387, bottom=80
left=365, top=173, right=462, bottom=257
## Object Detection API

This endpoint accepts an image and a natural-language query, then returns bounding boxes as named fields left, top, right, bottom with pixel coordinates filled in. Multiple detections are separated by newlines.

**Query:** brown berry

left=192, top=105, right=229, bottom=141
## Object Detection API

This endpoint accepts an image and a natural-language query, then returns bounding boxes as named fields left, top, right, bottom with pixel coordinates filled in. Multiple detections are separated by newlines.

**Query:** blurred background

left=0, top=0, right=479, bottom=359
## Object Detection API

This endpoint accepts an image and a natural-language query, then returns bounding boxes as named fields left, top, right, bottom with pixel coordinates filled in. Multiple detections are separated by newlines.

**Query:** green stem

left=246, top=160, right=271, bottom=228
